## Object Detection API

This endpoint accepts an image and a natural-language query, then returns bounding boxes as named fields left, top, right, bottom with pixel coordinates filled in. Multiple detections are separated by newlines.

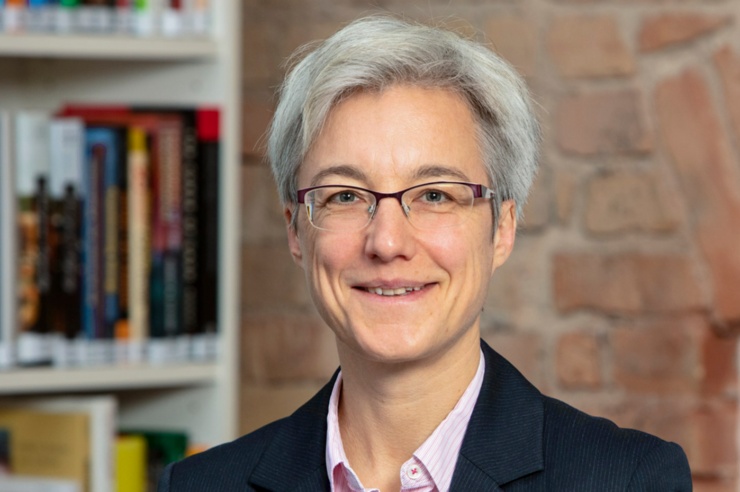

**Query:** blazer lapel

left=249, top=372, right=337, bottom=491
left=450, top=341, right=545, bottom=490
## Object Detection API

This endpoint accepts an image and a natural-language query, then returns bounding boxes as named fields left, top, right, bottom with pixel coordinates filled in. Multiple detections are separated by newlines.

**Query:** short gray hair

left=268, top=15, right=540, bottom=221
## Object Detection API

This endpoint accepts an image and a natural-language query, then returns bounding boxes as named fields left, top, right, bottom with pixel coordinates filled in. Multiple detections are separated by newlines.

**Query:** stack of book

left=0, top=0, right=212, bottom=37
left=0, top=105, right=220, bottom=368
left=0, top=395, right=193, bottom=492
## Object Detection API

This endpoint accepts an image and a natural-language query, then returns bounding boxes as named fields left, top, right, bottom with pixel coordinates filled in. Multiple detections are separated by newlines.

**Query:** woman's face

left=286, top=85, right=516, bottom=366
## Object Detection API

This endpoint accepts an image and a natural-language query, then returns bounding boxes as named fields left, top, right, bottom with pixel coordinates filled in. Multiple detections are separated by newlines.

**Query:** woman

left=160, top=15, right=691, bottom=491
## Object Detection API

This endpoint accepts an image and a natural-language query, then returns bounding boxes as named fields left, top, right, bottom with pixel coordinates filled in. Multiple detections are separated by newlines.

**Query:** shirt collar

left=325, top=350, right=486, bottom=491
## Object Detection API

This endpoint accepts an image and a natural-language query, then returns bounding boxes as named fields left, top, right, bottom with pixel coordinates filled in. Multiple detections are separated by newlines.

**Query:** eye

left=421, top=189, right=449, bottom=203
left=327, top=189, right=361, bottom=205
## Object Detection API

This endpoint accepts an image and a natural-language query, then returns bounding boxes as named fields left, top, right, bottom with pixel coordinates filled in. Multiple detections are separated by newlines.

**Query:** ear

left=285, top=205, right=304, bottom=266
left=491, top=199, right=517, bottom=273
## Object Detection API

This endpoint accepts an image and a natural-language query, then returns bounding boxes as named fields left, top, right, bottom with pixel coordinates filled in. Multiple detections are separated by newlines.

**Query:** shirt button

left=405, top=465, right=421, bottom=480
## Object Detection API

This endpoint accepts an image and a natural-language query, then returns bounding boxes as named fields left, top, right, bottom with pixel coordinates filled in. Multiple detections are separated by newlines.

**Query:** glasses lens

left=402, top=182, right=475, bottom=230
left=306, top=186, right=374, bottom=231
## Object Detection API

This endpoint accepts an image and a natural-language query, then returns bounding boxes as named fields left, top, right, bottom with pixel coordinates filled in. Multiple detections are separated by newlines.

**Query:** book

left=0, top=409, right=88, bottom=489
left=26, top=0, right=55, bottom=33
left=119, top=429, right=187, bottom=491
left=0, top=111, right=15, bottom=368
left=3, top=0, right=25, bottom=33
left=125, top=126, right=150, bottom=363
left=132, top=107, right=198, bottom=359
left=2, top=395, right=118, bottom=492
left=56, top=0, right=82, bottom=34
left=58, top=105, right=187, bottom=363
left=48, top=117, right=85, bottom=366
left=14, top=111, right=53, bottom=367
left=195, top=108, right=219, bottom=359
left=115, top=434, right=146, bottom=492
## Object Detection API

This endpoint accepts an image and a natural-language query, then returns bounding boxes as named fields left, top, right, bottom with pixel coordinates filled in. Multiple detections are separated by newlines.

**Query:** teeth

left=366, top=286, right=423, bottom=296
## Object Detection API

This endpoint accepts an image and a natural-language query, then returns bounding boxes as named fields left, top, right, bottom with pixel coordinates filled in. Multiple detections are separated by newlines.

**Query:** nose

left=363, top=196, right=416, bottom=262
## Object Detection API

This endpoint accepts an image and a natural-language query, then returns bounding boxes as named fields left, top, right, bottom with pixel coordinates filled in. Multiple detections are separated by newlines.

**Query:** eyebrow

left=412, top=165, right=470, bottom=182
left=308, top=163, right=471, bottom=187
left=310, top=165, right=368, bottom=187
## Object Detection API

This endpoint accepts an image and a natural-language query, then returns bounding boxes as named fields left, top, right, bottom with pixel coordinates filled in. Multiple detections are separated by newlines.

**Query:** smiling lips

left=362, top=285, right=425, bottom=296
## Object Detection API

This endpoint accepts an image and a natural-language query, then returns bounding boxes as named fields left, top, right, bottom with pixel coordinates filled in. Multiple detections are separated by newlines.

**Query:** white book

left=0, top=111, right=15, bottom=369
left=14, top=111, right=52, bottom=366
left=4, top=395, right=117, bottom=492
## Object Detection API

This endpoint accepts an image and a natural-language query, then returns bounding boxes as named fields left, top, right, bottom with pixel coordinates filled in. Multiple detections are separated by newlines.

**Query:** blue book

left=83, top=126, right=121, bottom=362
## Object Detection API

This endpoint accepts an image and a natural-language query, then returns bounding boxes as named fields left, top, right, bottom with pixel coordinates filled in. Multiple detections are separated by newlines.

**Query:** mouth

left=358, top=285, right=427, bottom=297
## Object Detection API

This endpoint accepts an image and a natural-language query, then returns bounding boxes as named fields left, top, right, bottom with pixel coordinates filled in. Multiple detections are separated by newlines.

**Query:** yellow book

left=116, top=434, right=146, bottom=492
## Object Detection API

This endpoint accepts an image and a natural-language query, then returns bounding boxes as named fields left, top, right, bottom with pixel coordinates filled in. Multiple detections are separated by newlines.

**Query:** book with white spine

left=0, top=111, right=15, bottom=369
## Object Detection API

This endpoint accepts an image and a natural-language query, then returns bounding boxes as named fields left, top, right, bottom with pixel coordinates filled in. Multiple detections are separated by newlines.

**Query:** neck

left=336, top=330, right=481, bottom=488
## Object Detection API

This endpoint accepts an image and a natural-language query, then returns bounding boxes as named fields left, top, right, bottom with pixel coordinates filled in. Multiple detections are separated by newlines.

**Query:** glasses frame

left=296, top=181, right=496, bottom=231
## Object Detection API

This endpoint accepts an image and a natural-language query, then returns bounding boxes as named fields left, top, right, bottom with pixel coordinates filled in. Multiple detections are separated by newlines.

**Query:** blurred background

left=239, top=1, right=740, bottom=491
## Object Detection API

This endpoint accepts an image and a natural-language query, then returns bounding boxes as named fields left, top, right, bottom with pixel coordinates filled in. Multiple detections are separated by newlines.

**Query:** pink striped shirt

left=326, top=351, right=485, bottom=492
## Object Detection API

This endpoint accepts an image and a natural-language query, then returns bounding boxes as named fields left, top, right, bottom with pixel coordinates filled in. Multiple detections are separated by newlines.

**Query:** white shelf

left=0, top=363, right=219, bottom=394
left=0, top=0, right=242, bottom=447
left=0, top=34, right=217, bottom=59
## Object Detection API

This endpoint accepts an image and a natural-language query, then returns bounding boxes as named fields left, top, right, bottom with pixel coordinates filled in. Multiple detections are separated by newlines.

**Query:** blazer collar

left=250, top=340, right=544, bottom=491
left=450, top=340, right=545, bottom=489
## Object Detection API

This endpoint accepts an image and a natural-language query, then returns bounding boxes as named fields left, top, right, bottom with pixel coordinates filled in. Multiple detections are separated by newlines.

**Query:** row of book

left=0, top=104, right=220, bottom=368
left=0, top=0, right=211, bottom=38
left=0, top=394, right=196, bottom=492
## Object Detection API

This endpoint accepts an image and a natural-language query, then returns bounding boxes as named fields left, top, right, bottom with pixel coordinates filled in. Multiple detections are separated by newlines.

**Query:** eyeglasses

left=296, top=181, right=495, bottom=232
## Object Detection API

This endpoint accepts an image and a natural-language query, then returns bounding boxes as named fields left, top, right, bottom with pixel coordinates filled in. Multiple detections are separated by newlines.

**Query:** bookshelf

left=0, top=1, right=242, bottom=450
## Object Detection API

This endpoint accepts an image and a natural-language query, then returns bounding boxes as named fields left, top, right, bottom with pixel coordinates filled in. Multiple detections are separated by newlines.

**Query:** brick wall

left=240, top=1, right=740, bottom=489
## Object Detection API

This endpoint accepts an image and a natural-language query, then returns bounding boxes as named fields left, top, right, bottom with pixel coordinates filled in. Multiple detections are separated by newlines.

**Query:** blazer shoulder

left=158, top=418, right=288, bottom=491
left=540, top=396, right=692, bottom=491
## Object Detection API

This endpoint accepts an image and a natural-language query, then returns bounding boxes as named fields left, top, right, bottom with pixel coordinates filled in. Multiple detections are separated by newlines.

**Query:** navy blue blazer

left=159, top=341, right=692, bottom=491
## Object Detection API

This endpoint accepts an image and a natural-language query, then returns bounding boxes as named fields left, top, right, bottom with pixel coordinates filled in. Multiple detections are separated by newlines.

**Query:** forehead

left=300, top=85, right=487, bottom=188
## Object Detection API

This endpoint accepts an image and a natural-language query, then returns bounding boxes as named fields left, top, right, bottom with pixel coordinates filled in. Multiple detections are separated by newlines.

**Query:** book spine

left=179, top=112, right=199, bottom=343
left=102, top=127, right=120, bottom=363
left=15, top=112, right=52, bottom=366
left=82, top=129, right=106, bottom=364
left=161, top=121, right=182, bottom=359
left=196, top=108, right=218, bottom=359
left=3, top=0, right=25, bottom=33
left=127, top=127, right=149, bottom=362
left=0, top=111, right=15, bottom=368
left=56, top=0, right=81, bottom=34
left=49, top=118, right=85, bottom=366
left=114, top=126, right=130, bottom=363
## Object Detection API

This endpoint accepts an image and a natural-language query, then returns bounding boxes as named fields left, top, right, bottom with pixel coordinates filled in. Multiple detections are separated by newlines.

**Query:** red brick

left=715, top=45, right=740, bottom=145
left=241, top=163, right=288, bottom=245
left=556, top=331, right=602, bottom=389
left=553, top=252, right=704, bottom=315
left=612, top=317, right=701, bottom=394
left=548, top=15, right=634, bottom=78
left=482, top=331, right=542, bottom=388
left=655, top=69, right=740, bottom=327
left=485, top=15, right=537, bottom=77
left=555, top=170, right=577, bottom=224
left=693, top=478, right=738, bottom=492
left=556, top=89, right=653, bottom=155
left=688, top=401, right=738, bottom=477
left=639, top=13, right=731, bottom=52
left=701, top=328, right=738, bottom=397
left=577, top=396, right=692, bottom=449
left=521, top=167, right=551, bottom=230
left=584, top=170, right=681, bottom=235
left=241, top=244, right=311, bottom=310
left=242, top=90, right=274, bottom=157
left=242, top=311, right=339, bottom=382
